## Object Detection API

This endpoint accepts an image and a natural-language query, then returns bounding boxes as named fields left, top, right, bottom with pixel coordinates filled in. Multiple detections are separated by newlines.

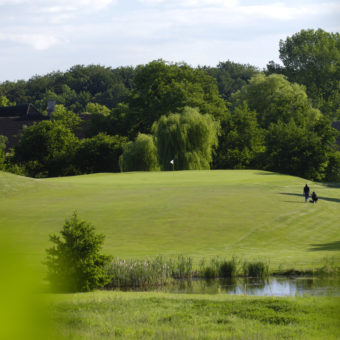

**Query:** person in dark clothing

left=303, top=184, right=310, bottom=202
left=310, top=191, right=318, bottom=203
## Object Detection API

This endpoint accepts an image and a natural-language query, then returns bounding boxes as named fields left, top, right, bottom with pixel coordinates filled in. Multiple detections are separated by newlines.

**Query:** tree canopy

left=213, top=105, right=264, bottom=169
left=267, top=29, right=340, bottom=120
left=152, top=107, right=219, bottom=170
left=231, top=73, right=320, bottom=129
left=14, top=121, right=79, bottom=177
left=124, top=60, right=227, bottom=136
left=119, top=134, right=159, bottom=172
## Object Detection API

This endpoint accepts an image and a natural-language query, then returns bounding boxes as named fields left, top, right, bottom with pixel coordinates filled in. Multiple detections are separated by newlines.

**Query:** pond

left=121, top=277, right=340, bottom=297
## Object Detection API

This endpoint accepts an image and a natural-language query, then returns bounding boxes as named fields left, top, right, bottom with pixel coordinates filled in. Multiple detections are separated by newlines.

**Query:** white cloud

left=0, top=33, right=59, bottom=50
left=0, top=0, right=339, bottom=81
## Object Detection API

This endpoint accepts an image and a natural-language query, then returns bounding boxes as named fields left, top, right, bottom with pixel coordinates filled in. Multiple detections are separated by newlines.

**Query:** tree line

left=0, top=28, right=339, bottom=181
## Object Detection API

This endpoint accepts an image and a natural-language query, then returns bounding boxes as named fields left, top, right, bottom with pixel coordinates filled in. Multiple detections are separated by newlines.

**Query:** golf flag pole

left=170, top=159, right=174, bottom=174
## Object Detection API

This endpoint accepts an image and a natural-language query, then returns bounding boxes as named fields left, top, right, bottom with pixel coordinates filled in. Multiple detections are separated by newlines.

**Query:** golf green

left=0, top=170, right=339, bottom=271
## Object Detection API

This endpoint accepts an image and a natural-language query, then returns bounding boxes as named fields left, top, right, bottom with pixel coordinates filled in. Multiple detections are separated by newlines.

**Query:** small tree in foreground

left=45, top=212, right=111, bottom=292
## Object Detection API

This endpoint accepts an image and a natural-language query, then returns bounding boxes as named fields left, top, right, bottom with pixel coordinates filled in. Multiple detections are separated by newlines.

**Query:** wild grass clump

left=243, top=260, right=269, bottom=278
left=104, top=255, right=195, bottom=288
left=200, top=257, right=238, bottom=279
left=104, top=256, right=273, bottom=288
left=314, top=257, right=340, bottom=276
left=105, top=256, right=173, bottom=288
left=169, top=255, right=193, bottom=279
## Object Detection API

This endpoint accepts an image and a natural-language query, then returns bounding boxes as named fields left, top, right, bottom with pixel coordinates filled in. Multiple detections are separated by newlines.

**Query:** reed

left=243, top=260, right=269, bottom=278
left=201, top=257, right=238, bottom=279
left=105, top=256, right=173, bottom=288
left=169, top=255, right=193, bottom=279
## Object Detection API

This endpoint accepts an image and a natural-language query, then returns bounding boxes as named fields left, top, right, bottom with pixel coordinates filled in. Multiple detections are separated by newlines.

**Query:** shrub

left=119, top=133, right=159, bottom=172
left=75, top=133, right=128, bottom=173
left=44, top=212, right=111, bottom=292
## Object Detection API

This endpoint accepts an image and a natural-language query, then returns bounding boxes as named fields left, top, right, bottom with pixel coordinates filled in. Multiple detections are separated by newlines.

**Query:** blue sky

left=0, top=0, right=339, bottom=82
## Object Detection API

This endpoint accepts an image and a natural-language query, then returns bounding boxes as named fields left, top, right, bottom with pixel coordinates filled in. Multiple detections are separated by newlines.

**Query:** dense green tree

left=119, top=133, right=159, bottom=172
left=0, top=65, right=136, bottom=113
left=264, top=121, right=329, bottom=180
left=0, top=135, right=7, bottom=169
left=152, top=107, right=219, bottom=170
left=45, top=212, right=111, bottom=292
left=14, top=121, right=79, bottom=177
left=324, top=151, right=340, bottom=182
left=51, top=104, right=82, bottom=132
left=213, top=105, right=265, bottom=169
left=231, top=73, right=319, bottom=129
left=203, top=61, right=259, bottom=103
left=85, top=102, right=111, bottom=116
left=125, top=60, right=227, bottom=136
left=75, top=133, right=127, bottom=173
left=267, top=29, right=340, bottom=119
left=0, top=96, right=15, bottom=107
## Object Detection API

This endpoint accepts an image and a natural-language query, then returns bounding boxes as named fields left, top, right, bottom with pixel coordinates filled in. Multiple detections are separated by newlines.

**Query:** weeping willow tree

left=152, top=107, right=219, bottom=170
left=119, top=133, right=159, bottom=172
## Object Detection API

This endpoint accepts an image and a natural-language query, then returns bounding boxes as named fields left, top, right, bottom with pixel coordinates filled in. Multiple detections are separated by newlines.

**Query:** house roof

left=0, top=104, right=43, bottom=118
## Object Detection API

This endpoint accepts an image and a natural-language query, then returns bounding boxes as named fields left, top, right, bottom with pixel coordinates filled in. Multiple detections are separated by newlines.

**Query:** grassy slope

left=0, top=170, right=339, bottom=270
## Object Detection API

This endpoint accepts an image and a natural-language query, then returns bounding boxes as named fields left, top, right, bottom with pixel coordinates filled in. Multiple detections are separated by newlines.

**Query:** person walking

left=303, top=184, right=310, bottom=202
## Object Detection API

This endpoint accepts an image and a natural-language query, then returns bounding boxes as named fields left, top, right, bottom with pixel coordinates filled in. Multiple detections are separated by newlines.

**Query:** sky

left=0, top=0, right=339, bottom=82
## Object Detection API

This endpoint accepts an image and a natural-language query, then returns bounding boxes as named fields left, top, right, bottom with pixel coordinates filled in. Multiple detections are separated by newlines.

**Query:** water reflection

left=121, top=277, right=340, bottom=297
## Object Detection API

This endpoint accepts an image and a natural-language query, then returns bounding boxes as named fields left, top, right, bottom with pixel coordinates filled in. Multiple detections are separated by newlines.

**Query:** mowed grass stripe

left=0, top=170, right=339, bottom=271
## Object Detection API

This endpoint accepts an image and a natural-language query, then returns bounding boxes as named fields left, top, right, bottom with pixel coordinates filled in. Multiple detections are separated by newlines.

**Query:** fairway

left=0, top=170, right=339, bottom=271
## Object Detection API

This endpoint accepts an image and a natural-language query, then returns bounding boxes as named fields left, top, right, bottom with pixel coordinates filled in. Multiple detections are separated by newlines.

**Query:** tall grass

left=243, top=260, right=269, bottom=278
left=200, top=257, right=238, bottom=279
left=105, top=255, right=243, bottom=288
left=105, top=254, right=333, bottom=288
left=105, top=255, right=195, bottom=288
left=105, top=256, right=173, bottom=288
left=169, top=255, right=193, bottom=279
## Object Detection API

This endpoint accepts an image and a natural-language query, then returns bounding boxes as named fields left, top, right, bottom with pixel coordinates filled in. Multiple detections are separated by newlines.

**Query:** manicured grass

left=1, top=170, right=339, bottom=272
left=48, top=291, right=340, bottom=339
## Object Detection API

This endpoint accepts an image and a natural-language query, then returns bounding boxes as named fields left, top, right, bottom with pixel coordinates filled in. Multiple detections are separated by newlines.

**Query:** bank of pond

left=117, top=276, right=340, bottom=297
left=102, top=256, right=339, bottom=297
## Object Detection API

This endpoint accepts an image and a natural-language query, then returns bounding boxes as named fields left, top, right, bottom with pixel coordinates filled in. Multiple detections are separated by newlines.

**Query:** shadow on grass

left=280, top=193, right=340, bottom=203
left=308, top=241, right=340, bottom=252
left=256, top=172, right=283, bottom=176
left=322, top=183, right=340, bottom=188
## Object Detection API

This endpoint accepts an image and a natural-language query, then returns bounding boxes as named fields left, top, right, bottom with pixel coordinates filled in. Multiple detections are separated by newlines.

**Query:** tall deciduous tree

left=14, top=121, right=79, bottom=177
left=264, top=121, right=329, bottom=181
left=124, top=60, right=227, bottom=136
left=203, top=61, right=259, bottom=103
left=213, top=105, right=265, bottom=169
left=231, top=73, right=320, bottom=129
left=267, top=29, right=340, bottom=120
left=75, top=133, right=127, bottom=174
left=152, top=107, right=219, bottom=170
